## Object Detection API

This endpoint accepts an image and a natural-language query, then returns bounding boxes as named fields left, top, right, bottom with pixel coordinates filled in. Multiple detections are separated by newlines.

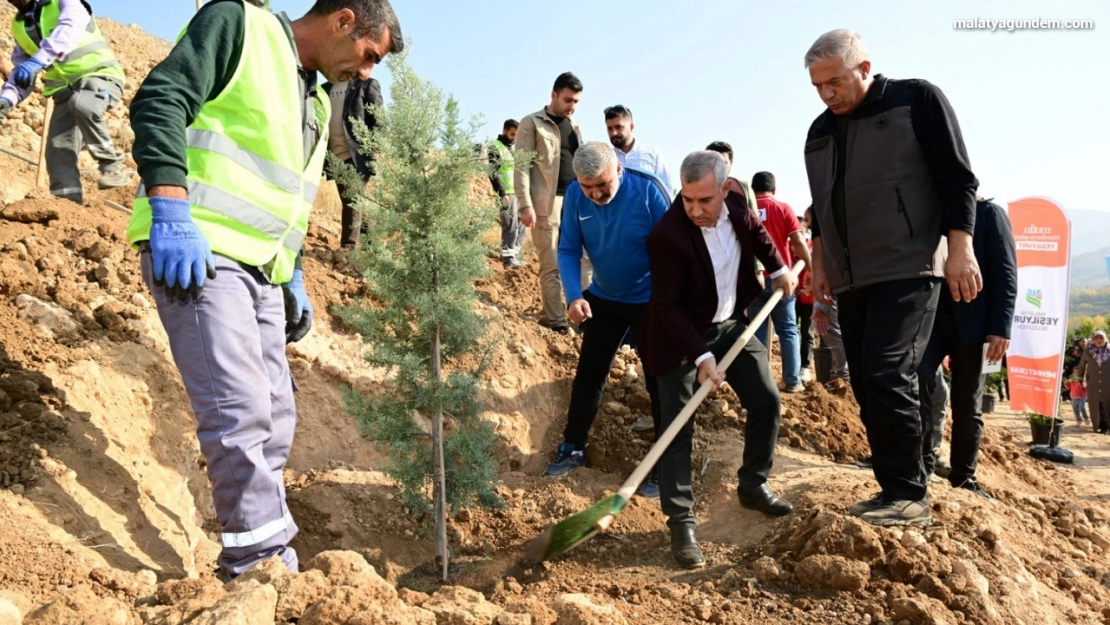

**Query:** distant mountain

left=1068, top=209, right=1110, bottom=257
left=1062, top=209, right=1110, bottom=290
left=1071, top=246, right=1110, bottom=290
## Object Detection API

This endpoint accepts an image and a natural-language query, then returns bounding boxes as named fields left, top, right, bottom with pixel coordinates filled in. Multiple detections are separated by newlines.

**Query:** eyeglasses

left=604, top=104, right=632, bottom=117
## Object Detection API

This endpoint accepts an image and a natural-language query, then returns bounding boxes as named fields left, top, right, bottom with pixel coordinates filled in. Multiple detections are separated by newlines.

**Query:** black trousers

left=838, top=278, right=940, bottom=502
left=1000, top=356, right=1009, bottom=401
left=337, top=161, right=369, bottom=249
left=796, top=300, right=814, bottom=368
left=656, top=319, right=781, bottom=529
left=562, top=290, right=660, bottom=448
left=918, top=297, right=986, bottom=486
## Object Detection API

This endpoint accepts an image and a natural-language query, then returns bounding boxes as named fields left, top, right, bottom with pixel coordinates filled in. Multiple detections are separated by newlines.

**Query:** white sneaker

left=800, top=367, right=813, bottom=383
left=98, top=168, right=135, bottom=189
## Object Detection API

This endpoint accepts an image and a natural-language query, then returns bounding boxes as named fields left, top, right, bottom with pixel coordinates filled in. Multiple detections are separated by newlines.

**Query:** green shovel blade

left=526, top=493, right=629, bottom=562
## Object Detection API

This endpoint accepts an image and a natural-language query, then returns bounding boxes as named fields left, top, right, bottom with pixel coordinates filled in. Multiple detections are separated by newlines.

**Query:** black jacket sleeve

left=911, top=81, right=978, bottom=237
left=345, top=78, right=383, bottom=178
left=983, top=202, right=1018, bottom=338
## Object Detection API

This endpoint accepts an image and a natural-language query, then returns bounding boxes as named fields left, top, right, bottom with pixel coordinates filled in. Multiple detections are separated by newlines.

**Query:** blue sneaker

left=637, top=474, right=660, bottom=499
left=544, top=442, right=585, bottom=477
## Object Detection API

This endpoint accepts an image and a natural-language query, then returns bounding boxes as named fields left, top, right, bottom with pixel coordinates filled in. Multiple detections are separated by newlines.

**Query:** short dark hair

left=553, top=72, right=583, bottom=93
left=705, top=141, right=733, bottom=161
left=503, top=119, right=519, bottom=131
left=604, top=104, right=632, bottom=121
left=309, top=0, right=405, bottom=54
left=752, top=171, right=776, bottom=193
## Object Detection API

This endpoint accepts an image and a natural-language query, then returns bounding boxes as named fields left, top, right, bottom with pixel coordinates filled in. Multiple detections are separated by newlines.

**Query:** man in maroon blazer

left=639, top=151, right=798, bottom=569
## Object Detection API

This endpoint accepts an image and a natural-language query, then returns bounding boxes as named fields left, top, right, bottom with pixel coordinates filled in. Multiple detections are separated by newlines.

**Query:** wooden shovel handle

left=36, top=97, right=53, bottom=190
left=614, top=260, right=806, bottom=501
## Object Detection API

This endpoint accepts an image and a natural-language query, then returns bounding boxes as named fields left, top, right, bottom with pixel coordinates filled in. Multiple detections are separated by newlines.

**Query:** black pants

left=999, top=356, right=1009, bottom=401
left=918, top=297, right=986, bottom=486
left=838, top=278, right=940, bottom=502
left=796, top=300, right=814, bottom=368
left=562, top=290, right=660, bottom=448
left=656, top=319, right=781, bottom=529
left=337, top=162, right=369, bottom=249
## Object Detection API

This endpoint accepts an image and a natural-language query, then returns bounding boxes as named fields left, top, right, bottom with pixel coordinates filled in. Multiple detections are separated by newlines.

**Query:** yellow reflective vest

left=492, top=140, right=514, bottom=195
left=11, top=0, right=125, bottom=97
left=128, top=1, right=330, bottom=285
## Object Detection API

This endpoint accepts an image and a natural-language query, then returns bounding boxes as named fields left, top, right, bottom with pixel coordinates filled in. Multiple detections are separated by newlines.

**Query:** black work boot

left=670, top=526, right=705, bottom=569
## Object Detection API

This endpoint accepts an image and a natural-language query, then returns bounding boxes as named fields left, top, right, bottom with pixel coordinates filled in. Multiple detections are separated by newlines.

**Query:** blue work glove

left=12, top=58, right=45, bottom=90
left=281, top=268, right=313, bottom=343
left=149, top=196, right=216, bottom=302
left=0, top=98, right=12, bottom=119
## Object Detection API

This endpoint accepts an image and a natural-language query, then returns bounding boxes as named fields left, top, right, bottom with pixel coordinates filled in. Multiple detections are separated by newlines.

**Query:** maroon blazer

left=638, top=189, right=786, bottom=377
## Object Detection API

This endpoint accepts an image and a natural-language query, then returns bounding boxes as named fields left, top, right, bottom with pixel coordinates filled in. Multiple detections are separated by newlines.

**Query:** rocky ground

left=1, top=6, right=1109, bottom=625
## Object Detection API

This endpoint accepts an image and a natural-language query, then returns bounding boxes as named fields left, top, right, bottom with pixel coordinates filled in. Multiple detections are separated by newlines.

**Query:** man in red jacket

left=639, top=151, right=797, bottom=569
left=746, top=171, right=812, bottom=392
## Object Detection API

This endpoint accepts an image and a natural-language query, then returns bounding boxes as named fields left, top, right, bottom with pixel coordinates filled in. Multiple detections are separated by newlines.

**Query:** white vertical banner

left=1007, top=197, right=1071, bottom=419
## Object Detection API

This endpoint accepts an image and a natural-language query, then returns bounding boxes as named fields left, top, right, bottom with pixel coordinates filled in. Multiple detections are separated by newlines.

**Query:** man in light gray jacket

left=515, top=72, right=585, bottom=333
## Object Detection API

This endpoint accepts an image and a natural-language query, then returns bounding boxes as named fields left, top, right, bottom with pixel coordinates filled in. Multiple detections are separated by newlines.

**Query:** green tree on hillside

left=331, top=50, right=519, bottom=580
left=1070, top=286, right=1110, bottom=331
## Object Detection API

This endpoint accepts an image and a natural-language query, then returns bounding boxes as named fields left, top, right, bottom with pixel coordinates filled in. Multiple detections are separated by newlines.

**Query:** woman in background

left=1077, top=331, right=1110, bottom=434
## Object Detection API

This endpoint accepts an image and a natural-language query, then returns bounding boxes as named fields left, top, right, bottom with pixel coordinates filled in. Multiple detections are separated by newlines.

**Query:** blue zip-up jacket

left=557, top=168, right=670, bottom=305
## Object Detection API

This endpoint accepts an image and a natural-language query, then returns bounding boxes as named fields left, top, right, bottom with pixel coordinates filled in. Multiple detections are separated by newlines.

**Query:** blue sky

left=93, top=0, right=1107, bottom=215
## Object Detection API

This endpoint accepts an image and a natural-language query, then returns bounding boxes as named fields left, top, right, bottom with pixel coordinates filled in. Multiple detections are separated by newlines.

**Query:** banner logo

left=1025, top=289, right=1043, bottom=309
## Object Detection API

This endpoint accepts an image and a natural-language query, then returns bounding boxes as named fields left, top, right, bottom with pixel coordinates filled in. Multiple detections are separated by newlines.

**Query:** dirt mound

left=780, top=382, right=870, bottom=463
left=18, top=550, right=635, bottom=625
left=738, top=488, right=1110, bottom=625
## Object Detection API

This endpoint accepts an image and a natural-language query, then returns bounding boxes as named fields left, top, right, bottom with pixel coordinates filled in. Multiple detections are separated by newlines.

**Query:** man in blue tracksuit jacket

left=542, top=141, right=670, bottom=495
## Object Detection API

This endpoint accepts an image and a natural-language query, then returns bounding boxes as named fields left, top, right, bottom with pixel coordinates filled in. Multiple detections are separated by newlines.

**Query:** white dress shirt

left=694, top=206, right=788, bottom=367
left=613, top=140, right=673, bottom=195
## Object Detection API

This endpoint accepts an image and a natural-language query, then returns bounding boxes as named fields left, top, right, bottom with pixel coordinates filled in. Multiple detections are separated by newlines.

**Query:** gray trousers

left=141, top=251, right=299, bottom=578
left=500, top=195, right=525, bottom=261
left=47, top=75, right=125, bottom=203
left=819, top=301, right=850, bottom=380
left=927, top=369, right=949, bottom=452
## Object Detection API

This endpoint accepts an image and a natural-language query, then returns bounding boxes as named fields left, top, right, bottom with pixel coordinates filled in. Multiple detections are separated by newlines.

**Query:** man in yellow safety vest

left=126, top=0, right=402, bottom=579
left=2, top=0, right=132, bottom=203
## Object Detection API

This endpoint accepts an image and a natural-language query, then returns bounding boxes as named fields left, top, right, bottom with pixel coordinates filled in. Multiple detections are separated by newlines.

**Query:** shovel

left=525, top=260, right=805, bottom=561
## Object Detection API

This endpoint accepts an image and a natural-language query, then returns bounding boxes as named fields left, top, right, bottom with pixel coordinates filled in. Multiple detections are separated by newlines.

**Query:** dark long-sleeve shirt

left=951, top=199, right=1017, bottom=342
left=130, top=0, right=317, bottom=190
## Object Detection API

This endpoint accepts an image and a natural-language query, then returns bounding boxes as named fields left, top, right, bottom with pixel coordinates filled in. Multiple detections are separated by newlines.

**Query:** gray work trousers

left=500, top=195, right=526, bottom=262
left=141, top=250, right=299, bottom=578
left=819, top=301, right=850, bottom=381
left=926, top=369, right=950, bottom=452
left=47, top=75, right=125, bottom=204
